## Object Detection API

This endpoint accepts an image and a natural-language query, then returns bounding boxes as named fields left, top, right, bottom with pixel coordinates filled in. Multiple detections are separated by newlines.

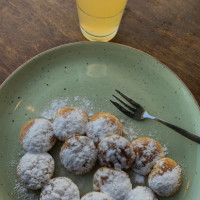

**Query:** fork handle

left=155, top=118, right=200, bottom=144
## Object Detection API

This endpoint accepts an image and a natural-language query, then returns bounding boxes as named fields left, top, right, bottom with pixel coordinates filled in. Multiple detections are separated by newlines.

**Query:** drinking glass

left=76, top=0, right=128, bottom=42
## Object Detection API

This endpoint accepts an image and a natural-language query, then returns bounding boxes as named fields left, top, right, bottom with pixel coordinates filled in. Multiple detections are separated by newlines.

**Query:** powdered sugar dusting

left=132, top=138, right=165, bottom=175
left=98, top=135, right=135, bottom=170
left=123, top=126, right=138, bottom=141
left=163, top=144, right=169, bottom=156
left=40, top=177, right=80, bottom=200
left=133, top=173, right=145, bottom=184
left=125, top=186, right=157, bottom=200
left=149, top=165, right=181, bottom=197
left=60, top=136, right=97, bottom=175
left=22, top=119, right=56, bottom=153
left=53, top=108, right=88, bottom=141
left=86, top=116, right=121, bottom=144
left=14, top=182, right=39, bottom=200
left=81, top=192, right=112, bottom=200
left=41, top=98, right=69, bottom=119
left=40, top=97, right=94, bottom=119
left=17, top=153, right=54, bottom=190
left=93, top=167, right=132, bottom=200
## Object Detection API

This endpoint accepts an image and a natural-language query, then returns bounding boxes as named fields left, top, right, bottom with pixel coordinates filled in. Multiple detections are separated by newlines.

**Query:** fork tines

left=110, top=99, right=135, bottom=118
left=110, top=89, right=141, bottom=118
left=115, top=89, right=140, bottom=107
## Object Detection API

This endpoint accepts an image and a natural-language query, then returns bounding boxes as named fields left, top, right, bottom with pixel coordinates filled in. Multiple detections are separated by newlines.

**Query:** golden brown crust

left=148, top=157, right=182, bottom=197
left=89, top=112, right=122, bottom=135
left=150, top=158, right=179, bottom=178
left=19, top=119, right=35, bottom=143
left=98, top=135, right=134, bottom=169
left=93, top=167, right=117, bottom=190
left=61, top=135, right=82, bottom=150
left=132, top=137, right=164, bottom=170
left=49, top=135, right=57, bottom=146
left=93, top=180, right=101, bottom=192
left=132, top=137, right=163, bottom=149
left=93, top=166, right=132, bottom=199
left=56, top=107, right=88, bottom=121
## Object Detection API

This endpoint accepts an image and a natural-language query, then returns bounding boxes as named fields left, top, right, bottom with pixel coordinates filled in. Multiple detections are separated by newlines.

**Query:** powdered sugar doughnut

left=93, top=167, right=132, bottom=200
left=86, top=112, right=122, bottom=145
left=17, top=152, right=54, bottom=190
left=125, top=186, right=157, bottom=200
left=40, top=177, right=80, bottom=200
left=81, top=192, right=112, bottom=200
left=132, top=137, right=164, bottom=175
left=20, top=118, right=56, bottom=153
left=53, top=107, right=88, bottom=141
left=98, top=135, right=135, bottom=170
left=148, top=157, right=182, bottom=197
left=60, top=136, right=97, bottom=175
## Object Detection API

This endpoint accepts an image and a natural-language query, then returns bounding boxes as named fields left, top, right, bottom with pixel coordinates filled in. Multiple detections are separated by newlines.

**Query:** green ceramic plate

left=0, top=42, right=199, bottom=200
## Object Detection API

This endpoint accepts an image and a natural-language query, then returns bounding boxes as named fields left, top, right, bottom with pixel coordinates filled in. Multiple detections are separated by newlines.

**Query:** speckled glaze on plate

left=0, top=42, right=199, bottom=200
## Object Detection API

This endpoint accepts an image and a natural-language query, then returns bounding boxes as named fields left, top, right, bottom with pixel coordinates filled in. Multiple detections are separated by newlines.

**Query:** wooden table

left=0, top=0, right=199, bottom=105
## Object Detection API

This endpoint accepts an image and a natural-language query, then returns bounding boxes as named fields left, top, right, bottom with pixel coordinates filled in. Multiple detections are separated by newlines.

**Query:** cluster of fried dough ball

left=17, top=107, right=182, bottom=199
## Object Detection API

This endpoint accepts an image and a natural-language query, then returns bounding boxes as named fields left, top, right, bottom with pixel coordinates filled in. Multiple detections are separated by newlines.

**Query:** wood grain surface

left=0, top=0, right=199, bottom=105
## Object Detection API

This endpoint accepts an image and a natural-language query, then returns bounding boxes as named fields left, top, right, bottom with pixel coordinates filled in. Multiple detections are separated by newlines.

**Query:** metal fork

left=110, top=89, right=200, bottom=144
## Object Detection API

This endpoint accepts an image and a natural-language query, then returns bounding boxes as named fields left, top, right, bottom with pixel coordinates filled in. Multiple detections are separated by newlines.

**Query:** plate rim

left=0, top=41, right=199, bottom=111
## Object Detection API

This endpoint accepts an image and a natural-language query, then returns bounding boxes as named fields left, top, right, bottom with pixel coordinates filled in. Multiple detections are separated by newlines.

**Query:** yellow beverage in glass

left=76, top=0, right=128, bottom=42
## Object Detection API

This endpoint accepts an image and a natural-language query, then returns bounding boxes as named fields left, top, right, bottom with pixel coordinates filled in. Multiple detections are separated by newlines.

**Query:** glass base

left=80, top=27, right=118, bottom=42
